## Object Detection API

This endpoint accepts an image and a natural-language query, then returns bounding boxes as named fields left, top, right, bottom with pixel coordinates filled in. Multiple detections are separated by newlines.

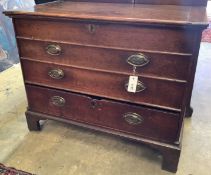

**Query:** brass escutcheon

left=123, top=112, right=143, bottom=125
left=48, top=69, right=64, bottom=79
left=46, top=44, right=61, bottom=56
left=127, top=53, right=150, bottom=67
left=51, top=96, right=66, bottom=107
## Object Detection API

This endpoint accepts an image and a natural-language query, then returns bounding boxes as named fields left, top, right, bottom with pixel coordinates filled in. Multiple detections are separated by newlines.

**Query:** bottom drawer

left=26, top=85, right=180, bottom=143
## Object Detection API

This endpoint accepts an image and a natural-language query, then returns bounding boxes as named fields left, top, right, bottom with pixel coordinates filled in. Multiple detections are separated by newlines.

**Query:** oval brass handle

left=46, top=44, right=61, bottom=56
left=48, top=69, right=64, bottom=79
left=51, top=96, right=66, bottom=107
left=123, top=112, right=143, bottom=125
left=125, top=80, right=146, bottom=93
left=127, top=53, right=149, bottom=67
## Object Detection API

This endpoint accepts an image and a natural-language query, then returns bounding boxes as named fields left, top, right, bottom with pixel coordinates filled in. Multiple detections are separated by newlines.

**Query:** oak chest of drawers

left=4, top=0, right=208, bottom=173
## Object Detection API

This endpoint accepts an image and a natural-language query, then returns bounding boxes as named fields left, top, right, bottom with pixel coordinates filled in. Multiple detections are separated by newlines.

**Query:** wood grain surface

left=21, top=59, right=186, bottom=111
left=4, top=2, right=208, bottom=27
left=26, top=84, right=180, bottom=143
left=14, top=18, right=195, bottom=53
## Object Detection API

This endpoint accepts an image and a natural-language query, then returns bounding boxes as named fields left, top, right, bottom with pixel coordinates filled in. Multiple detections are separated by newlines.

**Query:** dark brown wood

left=151, top=144, right=181, bottom=172
left=69, top=0, right=134, bottom=3
left=25, top=111, right=42, bottom=131
left=21, top=59, right=186, bottom=111
left=18, top=38, right=191, bottom=81
left=135, top=0, right=208, bottom=6
left=26, top=84, right=180, bottom=143
left=69, top=0, right=208, bottom=6
left=162, top=148, right=181, bottom=172
left=185, top=32, right=204, bottom=118
left=185, top=106, right=193, bottom=117
left=4, top=0, right=208, bottom=173
left=26, top=109, right=182, bottom=172
left=14, top=18, right=195, bottom=53
left=3, top=2, right=208, bottom=27
left=68, top=0, right=208, bottom=6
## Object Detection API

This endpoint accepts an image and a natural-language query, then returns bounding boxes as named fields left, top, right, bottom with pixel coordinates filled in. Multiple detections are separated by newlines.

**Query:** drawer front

left=22, top=60, right=186, bottom=110
left=18, top=39, right=191, bottom=81
left=14, top=18, right=194, bottom=53
left=26, top=85, right=180, bottom=143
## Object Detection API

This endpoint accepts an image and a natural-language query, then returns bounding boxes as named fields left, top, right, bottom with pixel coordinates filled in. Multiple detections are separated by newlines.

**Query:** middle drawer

left=22, top=59, right=186, bottom=111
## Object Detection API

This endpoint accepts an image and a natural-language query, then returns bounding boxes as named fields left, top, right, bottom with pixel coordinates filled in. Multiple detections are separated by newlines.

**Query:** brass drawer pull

left=51, top=96, right=65, bottom=107
left=46, top=44, right=61, bottom=56
left=123, top=112, right=143, bottom=125
left=125, top=80, right=146, bottom=93
left=48, top=69, right=64, bottom=79
left=127, top=53, right=149, bottom=67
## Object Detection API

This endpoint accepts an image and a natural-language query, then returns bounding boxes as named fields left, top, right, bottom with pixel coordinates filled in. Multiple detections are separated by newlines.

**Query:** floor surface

left=0, top=43, right=211, bottom=175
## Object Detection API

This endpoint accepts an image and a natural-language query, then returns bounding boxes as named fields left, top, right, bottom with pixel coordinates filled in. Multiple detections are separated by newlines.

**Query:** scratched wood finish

left=4, top=0, right=208, bottom=173
left=134, top=0, right=208, bottom=5
left=68, top=0, right=208, bottom=6
left=4, top=2, right=208, bottom=26
left=14, top=19, right=194, bottom=53
left=18, top=39, right=191, bottom=81
left=26, top=84, right=180, bottom=143
left=21, top=59, right=186, bottom=111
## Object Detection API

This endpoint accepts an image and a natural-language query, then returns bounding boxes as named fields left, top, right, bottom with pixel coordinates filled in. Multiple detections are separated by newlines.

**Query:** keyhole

left=91, top=99, right=98, bottom=109
left=88, top=24, right=96, bottom=34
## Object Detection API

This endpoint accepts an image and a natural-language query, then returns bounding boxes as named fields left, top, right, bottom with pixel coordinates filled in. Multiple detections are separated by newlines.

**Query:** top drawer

left=14, top=18, right=194, bottom=53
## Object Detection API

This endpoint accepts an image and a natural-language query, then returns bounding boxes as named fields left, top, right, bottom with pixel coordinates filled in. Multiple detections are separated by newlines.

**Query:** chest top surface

left=4, top=1, right=208, bottom=27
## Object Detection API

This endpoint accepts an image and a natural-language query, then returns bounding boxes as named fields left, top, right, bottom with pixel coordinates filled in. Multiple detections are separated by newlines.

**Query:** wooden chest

left=4, top=0, right=208, bottom=172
